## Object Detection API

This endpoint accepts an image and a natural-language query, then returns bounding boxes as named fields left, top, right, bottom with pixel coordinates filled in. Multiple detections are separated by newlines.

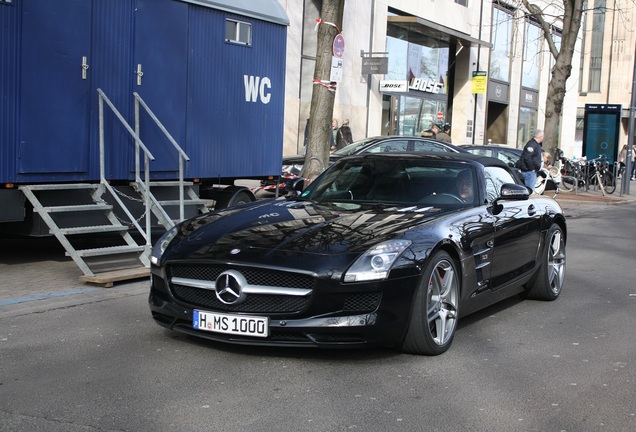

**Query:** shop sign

left=361, top=57, right=388, bottom=74
left=379, top=80, right=408, bottom=93
left=487, top=80, right=509, bottom=103
left=408, top=78, right=444, bottom=94
left=520, top=88, right=538, bottom=109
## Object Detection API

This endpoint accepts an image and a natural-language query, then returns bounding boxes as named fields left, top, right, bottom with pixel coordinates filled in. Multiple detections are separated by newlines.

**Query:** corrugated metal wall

left=187, top=8, right=286, bottom=179
left=0, top=0, right=287, bottom=183
left=0, top=2, right=18, bottom=183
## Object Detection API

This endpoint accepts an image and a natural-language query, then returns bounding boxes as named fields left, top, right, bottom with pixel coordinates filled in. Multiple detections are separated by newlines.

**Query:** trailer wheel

left=227, top=191, right=252, bottom=206
left=212, top=187, right=256, bottom=209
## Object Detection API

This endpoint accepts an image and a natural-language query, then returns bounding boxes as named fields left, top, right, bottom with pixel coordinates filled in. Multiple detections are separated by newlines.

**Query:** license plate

left=193, top=310, right=269, bottom=338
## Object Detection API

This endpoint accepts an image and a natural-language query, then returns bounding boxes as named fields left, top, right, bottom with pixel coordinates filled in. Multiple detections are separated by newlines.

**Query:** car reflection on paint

left=149, top=152, right=567, bottom=355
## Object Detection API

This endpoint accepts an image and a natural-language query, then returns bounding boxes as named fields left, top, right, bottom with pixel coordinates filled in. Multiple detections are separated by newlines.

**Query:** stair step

left=79, top=266, right=150, bottom=288
left=20, top=183, right=99, bottom=191
left=157, top=199, right=207, bottom=206
left=70, top=244, right=145, bottom=258
left=56, top=225, right=129, bottom=235
left=44, top=203, right=112, bottom=213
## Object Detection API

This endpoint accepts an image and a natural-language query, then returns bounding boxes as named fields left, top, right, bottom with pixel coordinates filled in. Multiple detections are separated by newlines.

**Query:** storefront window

left=384, top=34, right=450, bottom=136
left=386, top=35, right=448, bottom=93
left=490, top=7, right=512, bottom=83
left=386, top=36, right=409, bottom=80
left=522, top=22, right=541, bottom=90
left=517, top=106, right=538, bottom=148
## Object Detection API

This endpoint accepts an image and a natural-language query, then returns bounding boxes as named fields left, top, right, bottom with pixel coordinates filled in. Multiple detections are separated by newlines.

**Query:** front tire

left=524, top=224, right=566, bottom=301
left=400, top=251, right=460, bottom=355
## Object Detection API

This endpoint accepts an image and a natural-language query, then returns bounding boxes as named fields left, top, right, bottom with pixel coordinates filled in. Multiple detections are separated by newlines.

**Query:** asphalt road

left=1, top=203, right=635, bottom=432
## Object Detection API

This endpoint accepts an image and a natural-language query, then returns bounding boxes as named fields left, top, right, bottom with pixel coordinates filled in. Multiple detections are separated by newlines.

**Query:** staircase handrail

left=133, top=92, right=190, bottom=221
left=97, top=88, right=155, bottom=253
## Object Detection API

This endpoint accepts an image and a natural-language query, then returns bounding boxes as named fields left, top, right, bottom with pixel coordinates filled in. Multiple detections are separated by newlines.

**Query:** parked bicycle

left=557, top=151, right=585, bottom=192
left=584, top=155, right=616, bottom=195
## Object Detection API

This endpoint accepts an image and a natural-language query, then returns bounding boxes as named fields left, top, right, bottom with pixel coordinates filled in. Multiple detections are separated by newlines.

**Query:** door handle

left=136, top=64, right=144, bottom=86
left=81, top=56, right=89, bottom=80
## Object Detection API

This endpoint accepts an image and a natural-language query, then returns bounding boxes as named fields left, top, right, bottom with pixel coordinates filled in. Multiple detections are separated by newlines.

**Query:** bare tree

left=303, top=0, right=345, bottom=182
left=520, top=0, right=585, bottom=156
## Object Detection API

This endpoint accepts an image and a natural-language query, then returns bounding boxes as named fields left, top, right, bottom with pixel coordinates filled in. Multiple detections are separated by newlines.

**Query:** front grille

left=172, top=284, right=310, bottom=313
left=167, top=264, right=314, bottom=314
left=169, top=265, right=314, bottom=290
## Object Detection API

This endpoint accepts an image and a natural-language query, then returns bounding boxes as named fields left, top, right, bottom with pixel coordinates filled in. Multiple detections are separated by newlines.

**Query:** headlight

left=344, top=240, right=411, bottom=282
left=150, top=226, right=178, bottom=265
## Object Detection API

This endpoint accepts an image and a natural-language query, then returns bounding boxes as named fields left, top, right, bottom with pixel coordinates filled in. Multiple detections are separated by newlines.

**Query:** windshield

left=301, top=158, right=477, bottom=208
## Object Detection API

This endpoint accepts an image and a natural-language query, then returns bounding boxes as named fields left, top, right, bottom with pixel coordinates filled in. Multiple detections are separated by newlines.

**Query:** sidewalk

left=553, top=184, right=636, bottom=214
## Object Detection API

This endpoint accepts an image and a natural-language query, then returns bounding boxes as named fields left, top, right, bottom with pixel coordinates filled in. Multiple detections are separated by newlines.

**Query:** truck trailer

left=0, top=0, right=288, bottom=283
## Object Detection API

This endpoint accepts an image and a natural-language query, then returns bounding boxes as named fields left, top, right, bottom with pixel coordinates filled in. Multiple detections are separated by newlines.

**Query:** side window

left=413, top=141, right=452, bottom=152
left=468, top=148, right=493, bottom=157
left=226, top=19, right=252, bottom=46
left=484, top=166, right=517, bottom=203
left=368, top=140, right=409, bottom=153
left=496, top=152, right=518, bottom=167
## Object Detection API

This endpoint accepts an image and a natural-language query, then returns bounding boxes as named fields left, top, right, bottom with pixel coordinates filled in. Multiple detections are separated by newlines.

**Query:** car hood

left=162, top=199, right=443, bottom=263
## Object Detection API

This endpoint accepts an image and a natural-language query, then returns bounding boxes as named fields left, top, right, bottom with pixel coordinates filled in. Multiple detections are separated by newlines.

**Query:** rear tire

left=523, top=224, right=566, bottom=301
left=400, top=251, right=459, bottom=355
left=560, top=176, right=575, bottom=192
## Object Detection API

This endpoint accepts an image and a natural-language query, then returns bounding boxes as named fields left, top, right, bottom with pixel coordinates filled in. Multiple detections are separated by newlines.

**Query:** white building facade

left=278, top=0, right=580, bottom=158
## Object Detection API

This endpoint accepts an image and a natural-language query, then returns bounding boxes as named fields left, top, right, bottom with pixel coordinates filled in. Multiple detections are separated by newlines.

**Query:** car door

left=485, top=166, right=542, bottom=290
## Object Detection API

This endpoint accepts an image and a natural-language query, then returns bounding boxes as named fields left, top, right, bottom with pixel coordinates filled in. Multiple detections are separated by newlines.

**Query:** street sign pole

left=623, top=44, right=636, bottom=195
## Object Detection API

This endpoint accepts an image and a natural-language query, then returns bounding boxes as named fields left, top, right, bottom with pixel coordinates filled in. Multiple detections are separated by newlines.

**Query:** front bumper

left=148, top=265, right=420, bottom=349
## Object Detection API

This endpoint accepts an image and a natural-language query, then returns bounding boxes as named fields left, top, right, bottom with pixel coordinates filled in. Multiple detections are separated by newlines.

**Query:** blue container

left=0, top=0, right=288, bottom=184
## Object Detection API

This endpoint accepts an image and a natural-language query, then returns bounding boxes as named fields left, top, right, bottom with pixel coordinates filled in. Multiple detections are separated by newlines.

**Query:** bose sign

left=409, top=78, right=444, bottom=94
left=380, top=79, right=445, bottom=95
left=379, top=80, right=408, bottom=93
left=244, top=75, right=271, bottom=104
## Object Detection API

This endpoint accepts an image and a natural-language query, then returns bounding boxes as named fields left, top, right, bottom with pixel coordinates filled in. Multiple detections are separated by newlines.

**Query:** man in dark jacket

left=421, top=122, right=441, bottom=139
left=519, top=130, right=544, bottom=189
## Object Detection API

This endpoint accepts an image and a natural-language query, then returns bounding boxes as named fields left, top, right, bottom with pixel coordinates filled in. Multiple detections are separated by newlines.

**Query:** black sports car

left=149, top=153, right=567, bottom=355
left=258, top=135, right=467, bottom=194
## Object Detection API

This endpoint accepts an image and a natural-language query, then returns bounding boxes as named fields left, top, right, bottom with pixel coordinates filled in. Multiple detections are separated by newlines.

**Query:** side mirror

left=286, top=178, right=305, bottom=196
left=499, top=183, right=530, bottom=201
left=491, top=183, right=530, bottom=215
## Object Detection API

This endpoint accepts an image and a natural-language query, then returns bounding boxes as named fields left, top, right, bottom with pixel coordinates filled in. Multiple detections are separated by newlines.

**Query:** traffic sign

left=333, top=34, right=345, bottom=58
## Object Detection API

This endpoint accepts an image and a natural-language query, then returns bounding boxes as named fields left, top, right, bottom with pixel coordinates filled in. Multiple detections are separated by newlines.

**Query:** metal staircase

left=19, top=183, right=150, bottom=286
left=19, top=89, right=209, bottom=286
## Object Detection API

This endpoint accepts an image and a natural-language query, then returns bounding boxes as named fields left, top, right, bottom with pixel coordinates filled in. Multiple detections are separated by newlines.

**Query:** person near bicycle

left=519, top=130, right=544, bottom=189
left=618, top=144, right=635, bottom=180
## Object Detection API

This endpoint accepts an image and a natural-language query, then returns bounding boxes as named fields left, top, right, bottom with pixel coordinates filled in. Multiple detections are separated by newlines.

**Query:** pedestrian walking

left=335, top=119, right=353, bottom=150
left=331, top=119, right=338, bottom=151
left=518, top=130, right=544, bottom=189
left=618, top=144, right=636, bottom=179
left=421, top=121, right=441, bottom=139
left=436, top=124, right=452, bottom=143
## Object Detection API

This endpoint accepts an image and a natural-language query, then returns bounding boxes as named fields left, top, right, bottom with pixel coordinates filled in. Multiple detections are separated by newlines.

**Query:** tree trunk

left=531, top=0, right=584, bottom=157
left=303, top=0, right=344, bottom=182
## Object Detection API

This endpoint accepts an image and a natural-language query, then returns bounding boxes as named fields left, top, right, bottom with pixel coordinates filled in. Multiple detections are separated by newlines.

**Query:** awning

left=387, top=16, right=491, bottom=49
left=180, top=0, right=290, bottom=26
